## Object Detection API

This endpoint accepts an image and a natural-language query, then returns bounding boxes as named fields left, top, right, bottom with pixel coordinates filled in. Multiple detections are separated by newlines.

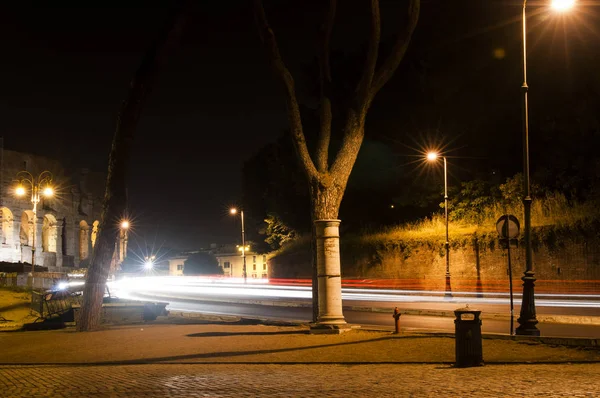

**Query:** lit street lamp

left=517, top=0, right=575, bottom=336
left=14, top=170, right=54, bottom=288
left=230, top=207, right=247, bottom=283
left=426, top=152, right=452, bottom=297
left=144, top=255, right=155, bottom=270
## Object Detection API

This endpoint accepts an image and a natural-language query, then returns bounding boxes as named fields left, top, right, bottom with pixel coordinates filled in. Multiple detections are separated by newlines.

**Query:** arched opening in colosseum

left=42, top=214, right=58, bottom=252
left=20, top=210, right=35, bottom=246
left=79, top=220, right=90, bottom=260
left=91, top=220, right=99, bottom=248
left=0, top=207, right=14, bottom=245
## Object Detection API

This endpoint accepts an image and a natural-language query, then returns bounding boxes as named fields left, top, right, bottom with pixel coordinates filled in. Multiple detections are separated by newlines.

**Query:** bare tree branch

left=354, top=0, right=381, bottom=114
left=330, top=108, right=365, bottom=181
left=315, top=0, right=337, bottom=173
left=371, top=0, right=420, bottom=99
left=254, top=0, right=318, bottom=180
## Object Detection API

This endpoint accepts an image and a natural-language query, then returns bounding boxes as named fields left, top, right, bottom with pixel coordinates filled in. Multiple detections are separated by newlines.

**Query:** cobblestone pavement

left=1, top=363, right=600, bottom=397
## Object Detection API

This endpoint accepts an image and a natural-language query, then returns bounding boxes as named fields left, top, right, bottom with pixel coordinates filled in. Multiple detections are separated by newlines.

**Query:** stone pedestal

left=310, top=219, right=350, bottom=334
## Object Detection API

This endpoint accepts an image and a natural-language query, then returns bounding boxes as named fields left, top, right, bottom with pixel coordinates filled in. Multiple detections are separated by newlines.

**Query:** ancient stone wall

left=269, top=233, right=600, bottom=291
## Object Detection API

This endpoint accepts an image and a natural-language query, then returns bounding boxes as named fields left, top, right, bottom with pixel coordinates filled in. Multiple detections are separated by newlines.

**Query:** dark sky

left=1, top=1, right=598, bottom=252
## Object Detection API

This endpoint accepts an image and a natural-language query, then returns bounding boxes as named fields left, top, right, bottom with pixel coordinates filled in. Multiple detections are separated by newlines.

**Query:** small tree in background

left=183, top=252, right=223, bottom=276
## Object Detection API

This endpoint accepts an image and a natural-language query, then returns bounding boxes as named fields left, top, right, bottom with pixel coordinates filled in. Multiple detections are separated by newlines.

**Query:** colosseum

left=0, top=148, right=108, bottom=271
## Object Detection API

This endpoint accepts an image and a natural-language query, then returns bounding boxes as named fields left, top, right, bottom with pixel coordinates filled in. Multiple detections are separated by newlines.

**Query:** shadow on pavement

left=187, top=330, right=308, bottom=337
left=90, top=335, right=400, bottom=365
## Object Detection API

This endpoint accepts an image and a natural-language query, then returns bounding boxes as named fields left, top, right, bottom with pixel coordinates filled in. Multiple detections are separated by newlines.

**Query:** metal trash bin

left=454, top=306, right=483, bottom=367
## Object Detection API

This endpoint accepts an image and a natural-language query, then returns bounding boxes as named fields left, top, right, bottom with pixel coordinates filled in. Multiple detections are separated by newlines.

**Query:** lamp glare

left=427, top=152, right=438, bottom=161
left=551, top=0, right=575, bottom=11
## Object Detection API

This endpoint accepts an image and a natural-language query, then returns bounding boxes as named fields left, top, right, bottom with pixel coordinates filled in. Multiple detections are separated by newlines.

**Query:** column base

left=309, top=322, right=357, bottom=335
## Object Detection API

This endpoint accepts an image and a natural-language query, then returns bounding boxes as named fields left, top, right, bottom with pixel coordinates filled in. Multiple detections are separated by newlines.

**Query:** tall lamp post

left=14, top=171, right=54, bottom=288
left=517, top=0, right=575, bottom=336
left=426, top=152, right=452, bottom=297
left=230, top=208, right=247, bottom=283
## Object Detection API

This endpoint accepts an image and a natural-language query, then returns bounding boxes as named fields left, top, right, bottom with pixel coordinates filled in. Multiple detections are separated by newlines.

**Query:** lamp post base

left=516, top=270, right=540, bottom=336
left=444, top=273, right=452, bottom=298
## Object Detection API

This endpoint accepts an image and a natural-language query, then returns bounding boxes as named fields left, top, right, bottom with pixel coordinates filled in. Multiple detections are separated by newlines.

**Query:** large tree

left=254, top=0, right=420, bottom=329
left=183, top=252, right=223, bottom=276
left=77, top=4, right=188, bottom=332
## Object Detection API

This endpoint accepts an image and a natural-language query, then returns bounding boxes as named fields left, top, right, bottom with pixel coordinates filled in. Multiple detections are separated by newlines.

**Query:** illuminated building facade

left=0, top=148, right=105, bottom=270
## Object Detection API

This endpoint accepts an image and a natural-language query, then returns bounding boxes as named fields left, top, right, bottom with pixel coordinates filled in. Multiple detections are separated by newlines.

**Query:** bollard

left=392, top=307, right=402, bottom=334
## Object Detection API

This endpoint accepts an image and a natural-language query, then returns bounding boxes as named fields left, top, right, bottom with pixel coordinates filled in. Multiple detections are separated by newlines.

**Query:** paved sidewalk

left=3, top=363, right=600, bottom=397
left=1, top=320, right=599, bottom=397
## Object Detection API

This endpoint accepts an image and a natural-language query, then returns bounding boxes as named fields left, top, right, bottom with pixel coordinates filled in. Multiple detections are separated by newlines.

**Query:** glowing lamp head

left=426, top=152, right=439, bottom=161
left=42, top=186, right=54, bottom=197
left=551, top=0, right=575, bottom=11
left=121, top=220, right=130, bottom=229
left=230, top=208, right=238, bottom=215
left=15, top=186, right=26, bottom=196
left=144, top=261, right=154, bottom=270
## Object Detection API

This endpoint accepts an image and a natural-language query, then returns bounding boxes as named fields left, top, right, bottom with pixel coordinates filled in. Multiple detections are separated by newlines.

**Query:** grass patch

left=276, top=192, right=600, bottom=259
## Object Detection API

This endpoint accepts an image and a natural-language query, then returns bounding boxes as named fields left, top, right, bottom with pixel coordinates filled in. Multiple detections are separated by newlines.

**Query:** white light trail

left=107, top=276, right=600, bottom=310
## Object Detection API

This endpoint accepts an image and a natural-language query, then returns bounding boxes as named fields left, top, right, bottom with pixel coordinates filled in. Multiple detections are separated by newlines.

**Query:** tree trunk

left=76, top=5, right=188, bottom=332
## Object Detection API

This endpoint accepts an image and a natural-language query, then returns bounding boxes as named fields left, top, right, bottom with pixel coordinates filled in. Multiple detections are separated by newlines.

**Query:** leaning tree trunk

left=76, top=5, right=188, bottom=332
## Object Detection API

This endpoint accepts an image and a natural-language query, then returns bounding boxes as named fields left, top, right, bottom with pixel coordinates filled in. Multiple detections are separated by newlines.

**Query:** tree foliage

left=183, top=252, right=223, bottom=276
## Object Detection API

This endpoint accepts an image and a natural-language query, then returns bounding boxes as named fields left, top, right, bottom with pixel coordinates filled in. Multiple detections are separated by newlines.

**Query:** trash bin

left=454, top=306, right=483, bottom=367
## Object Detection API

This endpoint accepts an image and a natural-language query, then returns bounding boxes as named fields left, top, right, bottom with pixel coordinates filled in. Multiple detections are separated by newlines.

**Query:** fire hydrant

left=392, top=307, right=402, bottom=334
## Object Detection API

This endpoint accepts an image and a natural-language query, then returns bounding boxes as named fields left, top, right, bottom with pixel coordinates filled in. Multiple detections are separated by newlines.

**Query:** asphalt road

left=126, top=292, right=600, bottom=338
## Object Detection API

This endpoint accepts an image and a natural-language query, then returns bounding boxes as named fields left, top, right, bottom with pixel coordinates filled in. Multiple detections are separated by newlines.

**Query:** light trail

left=106, top=276, right=600, bottom=310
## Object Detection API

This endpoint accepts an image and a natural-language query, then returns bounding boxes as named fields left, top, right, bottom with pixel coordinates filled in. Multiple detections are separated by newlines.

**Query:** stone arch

left=79, top=220, right=90, bottom=260
left=42, top=214, right=58, bottom=253
left=20, top=210, right=35, bottom=246
left=0, top=207, right=14, bottom=245
left=91, top=220, right=100, bottom=248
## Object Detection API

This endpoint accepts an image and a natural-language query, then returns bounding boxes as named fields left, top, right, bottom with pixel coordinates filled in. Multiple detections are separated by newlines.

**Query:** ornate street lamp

left=14, top=170, right=54, bottom=288
left=517, top=0, right=575, bottom=336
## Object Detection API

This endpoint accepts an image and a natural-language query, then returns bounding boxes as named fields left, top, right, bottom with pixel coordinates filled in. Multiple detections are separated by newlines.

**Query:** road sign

left=496, top=215, right=520, bottom=239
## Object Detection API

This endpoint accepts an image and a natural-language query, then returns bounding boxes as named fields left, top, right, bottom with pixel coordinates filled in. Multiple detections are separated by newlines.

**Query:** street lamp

left=230, top=207, right=247, bottom=283
left=117, top=219, right=130, bottom=272
left=517, top=0, right=574, bottom=336
left=551, top=0, right=575, bottom=11
left=426, top=152, right=452, bottom=297
left=14, top=170, right=54, bottom=288
left=144, top=255, right=155, bottom=270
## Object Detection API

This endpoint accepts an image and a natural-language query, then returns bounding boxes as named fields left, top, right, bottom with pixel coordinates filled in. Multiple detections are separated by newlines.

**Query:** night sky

left=1, top=1, right=598, bottom=252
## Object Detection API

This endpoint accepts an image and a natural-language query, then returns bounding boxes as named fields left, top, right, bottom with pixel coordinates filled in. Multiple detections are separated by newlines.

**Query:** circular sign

left=496, top=215, right=520, bottom=239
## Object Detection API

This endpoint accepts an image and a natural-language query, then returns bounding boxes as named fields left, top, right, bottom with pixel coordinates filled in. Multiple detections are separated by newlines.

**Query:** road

left=107, top=276, right=600, bottom=338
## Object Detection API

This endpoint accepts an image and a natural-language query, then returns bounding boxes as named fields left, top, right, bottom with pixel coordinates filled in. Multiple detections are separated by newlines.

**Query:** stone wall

left=269, top=231, right=600, bottom=291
